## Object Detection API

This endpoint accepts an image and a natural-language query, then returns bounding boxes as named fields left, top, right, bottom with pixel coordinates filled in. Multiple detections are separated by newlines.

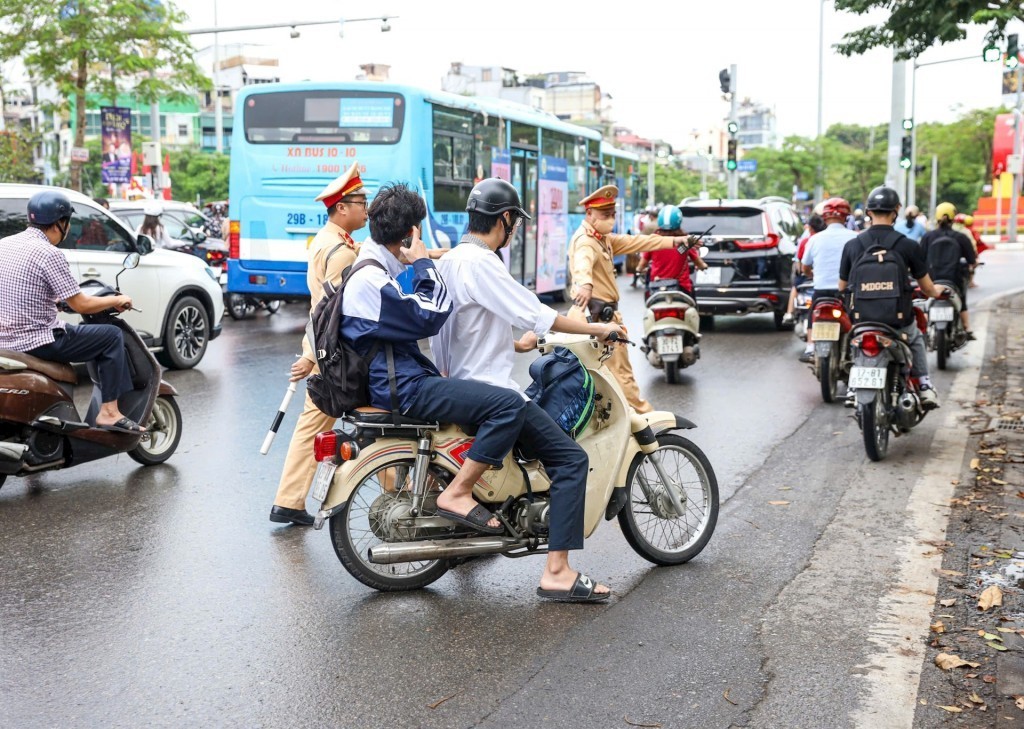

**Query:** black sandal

left=435, top=505, right=503, bottom=535
left=536, top=572, right=610, bottom=603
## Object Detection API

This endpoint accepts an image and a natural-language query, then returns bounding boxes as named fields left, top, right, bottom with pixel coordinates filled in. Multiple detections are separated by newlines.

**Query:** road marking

left=849, top=311, right=988, bottom=727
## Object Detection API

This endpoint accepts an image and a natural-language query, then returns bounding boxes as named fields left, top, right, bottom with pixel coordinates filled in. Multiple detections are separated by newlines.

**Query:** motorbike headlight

left=204, top=266, right=219, bottom=283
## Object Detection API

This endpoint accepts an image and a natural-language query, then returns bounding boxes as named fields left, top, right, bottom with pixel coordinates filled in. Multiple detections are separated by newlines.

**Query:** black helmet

left=865, top=186, right=900, bottom=212
left=27, top=190, right=74, bottom=226
left=465, top=178, right=531, bottom=219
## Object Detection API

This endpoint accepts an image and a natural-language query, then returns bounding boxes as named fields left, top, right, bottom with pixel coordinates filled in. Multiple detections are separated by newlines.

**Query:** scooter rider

left=0, top=190, right=143, bottom=433
left=838, top=186, right=945, bottom=410
left=920, top=201, right=976, bottom=340
left=341, top=182, right=529, bottom=535
left=569, top=186, right=693, bottom=413
left=635, top=204, right=708, bottom=300
left=798, top=197, right=857, bottom=363
left=431, top=178, right=622, bottom=602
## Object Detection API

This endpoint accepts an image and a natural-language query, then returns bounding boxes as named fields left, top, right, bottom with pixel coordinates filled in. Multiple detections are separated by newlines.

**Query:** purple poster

left=491, top=148, right=510, bottom=182
left=536, top=155, right=569, bottom=293
left=100, top=106, right=131, bottom=185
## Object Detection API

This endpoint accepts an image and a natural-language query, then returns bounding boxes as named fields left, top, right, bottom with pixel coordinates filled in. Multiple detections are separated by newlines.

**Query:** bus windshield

left=243, top=90, right=405, bottom=144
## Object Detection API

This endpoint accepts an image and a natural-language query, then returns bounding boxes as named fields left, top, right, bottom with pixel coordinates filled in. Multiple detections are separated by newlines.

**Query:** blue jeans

left=28, top=324, right=132, bottom=402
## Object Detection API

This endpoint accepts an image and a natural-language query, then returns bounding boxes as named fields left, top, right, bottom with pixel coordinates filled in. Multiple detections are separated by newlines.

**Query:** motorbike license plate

left=311, top=461, right=337, bottom=502
left=657, top=335, right=684, bottom=355
left=848, top=366, right=886, bottom=389
left=811, top=322, right=840, bottom=341
left=930, top=306, right=955, bottom=322
left=695, top=267, right=721, bottom=285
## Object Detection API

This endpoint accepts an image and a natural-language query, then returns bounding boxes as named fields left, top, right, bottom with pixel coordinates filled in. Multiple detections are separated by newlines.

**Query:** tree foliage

left=834, top=0, right=1024, bottom=60
left=167, top=149, right=229, bottom=204
left=0, top=0, right=210, bottom=191
left=0, top=125, right=43, bottom=183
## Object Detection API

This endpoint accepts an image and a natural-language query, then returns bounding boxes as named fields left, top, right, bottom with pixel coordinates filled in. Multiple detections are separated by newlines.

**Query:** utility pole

left=1008, top=63, right=1023, bottom=243
left=213, top=0, right=223, bottom=154
left=814, top=0, right=824, bottom=204
left=728, top=64, right=738, bottom=198
left=646, top=147, right=655, bottom=209
left=885, top=50, right=907, bottom=194
left=928, top=154, right=938, bottom=219
left=907, top=65, right=916, bottom=210
left=150, top=69, right=162, bottom=198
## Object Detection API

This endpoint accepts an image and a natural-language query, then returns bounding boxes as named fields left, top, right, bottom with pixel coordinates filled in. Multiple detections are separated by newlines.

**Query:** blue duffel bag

left=525, top=346, right=596, bottom=439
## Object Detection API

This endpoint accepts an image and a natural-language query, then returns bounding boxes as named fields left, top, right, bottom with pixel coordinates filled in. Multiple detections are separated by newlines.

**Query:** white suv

left=0, top=184, right=224, bottom=369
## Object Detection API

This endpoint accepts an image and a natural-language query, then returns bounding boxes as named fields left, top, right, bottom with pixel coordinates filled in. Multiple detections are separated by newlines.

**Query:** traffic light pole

left=728, top=64, right=738, bottom=198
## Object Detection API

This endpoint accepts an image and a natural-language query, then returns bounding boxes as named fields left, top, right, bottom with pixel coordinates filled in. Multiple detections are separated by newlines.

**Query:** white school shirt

left=431, top=236, right=558, bottom=393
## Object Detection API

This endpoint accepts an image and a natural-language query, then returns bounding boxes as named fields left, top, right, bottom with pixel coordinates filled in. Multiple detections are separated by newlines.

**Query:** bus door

left=510, top=148, right=539, bottom=288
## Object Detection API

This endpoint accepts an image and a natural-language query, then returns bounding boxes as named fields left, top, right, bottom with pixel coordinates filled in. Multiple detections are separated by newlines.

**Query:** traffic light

left=983, top=43, right=1001, bottom=63
left=899, top=135, right=912, bottom=169
left=727, top=120, right=739, bottom=135
left=1008, top=34, right=1020, bottom=69
left=727, top=139, right=738, bottom=171
left=901, top=118, right=914, bottom=131
left=719, top=68, right=731, bottom=94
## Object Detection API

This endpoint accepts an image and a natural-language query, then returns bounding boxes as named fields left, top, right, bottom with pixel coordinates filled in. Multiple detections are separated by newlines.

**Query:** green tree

left=0, top=0, right=209, bottom=192
left=167, top=149, right=229, bottom=203
left=834, top=0, right=1024, bottom=60
left=649, top=163, right=726, bottom=206
left=0, top=125, right=43, bottom=183
left=915, top=107, right=1005, bottom=213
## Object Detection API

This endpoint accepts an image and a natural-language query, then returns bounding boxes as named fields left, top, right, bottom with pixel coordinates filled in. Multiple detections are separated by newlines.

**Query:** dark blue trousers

left=29, top=324, right=133, bottom=403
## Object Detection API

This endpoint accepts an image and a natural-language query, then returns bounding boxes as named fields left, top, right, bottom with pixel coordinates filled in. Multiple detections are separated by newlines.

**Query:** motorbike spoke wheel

left=618, top=434, right=719, bottom=566
left=818, top=355, right=837, bottom=403
left=227, top=294, right=250, bottom=321
left=127, top=396, right=182, bottom=465
left=936, top=328, right=948, bottom=370
left=330, top=459, right=450, bottom=591
left=860, top=394, right=889, bottom=462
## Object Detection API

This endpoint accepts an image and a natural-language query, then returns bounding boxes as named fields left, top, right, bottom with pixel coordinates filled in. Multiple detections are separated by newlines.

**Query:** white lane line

left=850, top=311, right=989, bottom=728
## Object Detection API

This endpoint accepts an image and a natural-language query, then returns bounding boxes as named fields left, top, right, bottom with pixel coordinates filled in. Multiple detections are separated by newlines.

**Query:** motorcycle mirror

left=122, top=252, right=141, bottom=270
left=698, top=246, right=709, bottom=258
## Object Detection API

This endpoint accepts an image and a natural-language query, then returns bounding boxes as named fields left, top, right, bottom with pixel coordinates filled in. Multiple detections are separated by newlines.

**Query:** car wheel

left=157, top=295, right=210, bottom=369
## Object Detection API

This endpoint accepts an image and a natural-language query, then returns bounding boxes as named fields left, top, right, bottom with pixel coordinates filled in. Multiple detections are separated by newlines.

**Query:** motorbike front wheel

left=859, top=393, right=890, bottom=461
left=936, top=327, right=948, bottom=370
left=619, top=434, right=719, bottom=566
left=330, top=458, right=451, bottom=591
left=127, top=396, right=183, bottom=466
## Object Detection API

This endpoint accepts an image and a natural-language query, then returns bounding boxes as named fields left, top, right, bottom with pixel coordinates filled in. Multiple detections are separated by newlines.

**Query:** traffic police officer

left=568, top=185, right=691, bottom=413
left=270, top=161, right=368, bottom=525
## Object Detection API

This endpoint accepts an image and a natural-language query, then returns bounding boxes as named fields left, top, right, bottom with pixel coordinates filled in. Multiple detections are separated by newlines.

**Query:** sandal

left=98, top=416, right=146, bottom=434
left=435, top=504, right=503, bottom=535
left=536, top=572, right=610, bottom=603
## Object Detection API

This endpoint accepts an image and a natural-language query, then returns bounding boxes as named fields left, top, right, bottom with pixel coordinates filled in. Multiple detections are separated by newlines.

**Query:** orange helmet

left=953, top=213, right=966, bottom=224
left=821, top=197, right=851, bottom=221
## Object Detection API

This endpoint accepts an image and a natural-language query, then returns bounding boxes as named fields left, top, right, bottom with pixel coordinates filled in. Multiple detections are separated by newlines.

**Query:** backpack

left=524, top=347, right=596, bottom=439
left=925, top=233, right=962, bottom=283
left=305, top=258, right=386, bottom=418
left=846, top=233, right=912, bottom=328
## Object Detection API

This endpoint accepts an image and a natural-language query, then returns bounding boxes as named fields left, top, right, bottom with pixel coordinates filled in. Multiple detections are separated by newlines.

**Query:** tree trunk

left=70, top=50, right=88, bottom=192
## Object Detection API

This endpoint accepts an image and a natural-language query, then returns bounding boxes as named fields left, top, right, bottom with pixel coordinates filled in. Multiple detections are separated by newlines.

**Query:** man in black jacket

left=919, top=201, right=976, bottom=339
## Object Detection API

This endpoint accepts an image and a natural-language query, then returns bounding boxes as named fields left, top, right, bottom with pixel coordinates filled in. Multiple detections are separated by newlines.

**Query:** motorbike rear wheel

left=819, top=354, right=837, bottom=403
left=936, top=328, right=948, bottom=370
left=330, top=458, right=451, bottom=591
left=619, top=434, right=719, bottom=566
left=127, top=395, right=183, bottom=465
left=227, top=293, right=251, bottom=321
left=0, top=474, right=5, bottom=490
left=859, top=393, right=890, bottom=462
left=665, top=360, right=680, bottom=384
left=264, top=300, right=282, bottom=315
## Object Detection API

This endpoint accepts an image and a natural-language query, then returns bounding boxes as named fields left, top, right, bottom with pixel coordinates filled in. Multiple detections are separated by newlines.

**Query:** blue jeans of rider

left=900, top=322, right=928, bottom=379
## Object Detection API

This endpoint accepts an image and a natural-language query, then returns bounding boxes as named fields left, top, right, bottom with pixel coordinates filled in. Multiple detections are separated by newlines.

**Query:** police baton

left=260, top=381, right=297, bottom=455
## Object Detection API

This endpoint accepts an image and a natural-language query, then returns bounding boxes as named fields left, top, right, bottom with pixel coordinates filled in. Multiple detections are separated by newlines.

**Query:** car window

left=62, top=205, right=135, bottom=253
left=680, top=209, right=765, bottom=237
left=163, top=212, right=195, bottom=240
left=0, top=198, right=29, bottom=238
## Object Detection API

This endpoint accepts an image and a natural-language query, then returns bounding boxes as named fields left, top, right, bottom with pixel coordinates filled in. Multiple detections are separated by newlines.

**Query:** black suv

left=680, top=196, right=802, bottom=330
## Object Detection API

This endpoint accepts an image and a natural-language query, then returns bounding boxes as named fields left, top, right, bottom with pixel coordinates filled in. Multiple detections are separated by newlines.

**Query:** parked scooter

left=925, top=282, right=967, bottom=371
left=642, top=280, right=701, bottom=383
left=810, top=295, right=853, bottom=403
left=848, top=322, right=931, bottom=461
left=307, top=332, right=719, bottom=592
left=0, top=254, right=182, bottom=490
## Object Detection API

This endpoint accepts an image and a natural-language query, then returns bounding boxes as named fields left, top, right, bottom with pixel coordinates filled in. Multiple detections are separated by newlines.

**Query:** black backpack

left=847, top=235, right=912, bottom=328
left=925, top=233, right=962, bottom=283
left=305, top=258, right=386, bottom=418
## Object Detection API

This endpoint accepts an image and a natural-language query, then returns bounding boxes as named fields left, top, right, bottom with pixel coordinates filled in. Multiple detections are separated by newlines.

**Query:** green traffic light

left=983, top=45, right=1001, bottom=63
left=899, top=158, right=912, bottom=170
left=726, top=160, right=737, bottom=171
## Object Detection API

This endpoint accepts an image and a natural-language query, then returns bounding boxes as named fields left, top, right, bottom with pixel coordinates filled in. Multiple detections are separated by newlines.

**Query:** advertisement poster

left=100, top=106, right=131, bottom=185
left=536, top=155, right=569, bottom=293
left=491, top=148, right=511, bottom=181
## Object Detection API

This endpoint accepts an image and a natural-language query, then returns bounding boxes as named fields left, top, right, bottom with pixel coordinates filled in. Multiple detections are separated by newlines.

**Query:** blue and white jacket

left=341, top=243, right=451, bottom=411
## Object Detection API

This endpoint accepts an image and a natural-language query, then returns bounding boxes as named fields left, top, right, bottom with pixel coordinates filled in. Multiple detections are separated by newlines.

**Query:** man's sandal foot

left=436, top=505, right=503, bottom=535
left=536, top=572, right=610, bottom=603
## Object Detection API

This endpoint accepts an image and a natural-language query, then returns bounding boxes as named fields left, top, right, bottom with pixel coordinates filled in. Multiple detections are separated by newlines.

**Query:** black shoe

left=270, top=505, right=314, bottom=526
left=966, top=331, right=977, bottom=341
left=798, top=351, right=815, bottom=364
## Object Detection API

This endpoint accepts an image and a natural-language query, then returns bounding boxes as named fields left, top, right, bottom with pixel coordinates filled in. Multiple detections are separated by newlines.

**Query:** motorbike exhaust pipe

left=368, top=536, right=529, bottom=565
left=0, top=442, right=27, bottom=463
left=898, top=393, right=919, bottom=413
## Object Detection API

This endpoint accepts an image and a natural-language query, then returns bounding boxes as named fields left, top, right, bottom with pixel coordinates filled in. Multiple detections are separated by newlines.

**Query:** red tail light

left=758, top=293, right=779, bottom=303
left=860, top=333, right=881, bottom=357
left=653, top=307, right=687, bottom=321
left=206, top=250, right=226, bottom=264
left=228, top=220, right=240, bottom=259
left=313, top=431, right=337, bottom=462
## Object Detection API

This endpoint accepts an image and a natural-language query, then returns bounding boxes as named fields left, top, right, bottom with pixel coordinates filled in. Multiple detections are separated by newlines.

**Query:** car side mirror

left=193, top=228, right=207, bottom=243
left=136, top=234, right=154, bottom=255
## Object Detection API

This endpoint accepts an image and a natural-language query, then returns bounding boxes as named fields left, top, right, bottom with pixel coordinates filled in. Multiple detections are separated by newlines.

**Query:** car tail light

left=758, top=293, right=779, bottom=303
left=654, top=307, right=687, bottom=321
left=313, top=431, right=337, bottom=462
left=206, top=250, right=226, bottom=264
left=733, top=233, right=780, bottom=251
left=229, top=220, right=240, bottom=259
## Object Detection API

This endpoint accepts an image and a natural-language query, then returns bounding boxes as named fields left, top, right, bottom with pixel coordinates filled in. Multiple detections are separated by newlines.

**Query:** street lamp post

left=815, top=0, right=825, bottom=204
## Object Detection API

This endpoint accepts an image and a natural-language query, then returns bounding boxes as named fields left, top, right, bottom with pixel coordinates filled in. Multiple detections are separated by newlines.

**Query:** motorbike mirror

left=193, top=228, right=208, bottom=243
left=122, top=252, right=141, bottom=269
left=136, top=234, right=154, bottom=255
left=698, top=246, right=709, bottom=258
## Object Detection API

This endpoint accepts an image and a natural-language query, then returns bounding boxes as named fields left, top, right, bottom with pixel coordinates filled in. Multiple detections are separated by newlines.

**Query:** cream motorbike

left=308, top=334, right=719, bottom=592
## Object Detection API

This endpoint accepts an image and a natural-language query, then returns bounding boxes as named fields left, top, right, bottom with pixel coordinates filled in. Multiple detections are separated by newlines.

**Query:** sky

left=177, top=0, right=1014, bottom=150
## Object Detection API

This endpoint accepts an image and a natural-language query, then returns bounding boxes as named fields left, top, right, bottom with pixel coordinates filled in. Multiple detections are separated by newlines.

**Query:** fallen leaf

left=778, top=486, right=792, bottom=491
left=935, top=569, right=965, bottom=578
left=931, top=621, right=946, bottom=634
left=983, top=675, right=997, bottom=683
left=624, top=715, right=663, bottom=728
left=998, top=628, right=1016, bottom=633
left=940, top=599, right=957, bottom=607
left=994, top=479, right=1009, bottom=485
left=969, top=693, right=985, bottom=704
left=426, top=692, right=460, bottom=710
left=1016, top=696, right=1024, bottom=711
left=935, top=653, right=981, bottom=670
left=938, top=705, right=963, bottom=713
left=988, top=641, right=1008, bottom=651
left=768, top=501, right=790, bottom=506
left=982, top=632, right=1003, bottom=642
left=978, top=585, right=1004, bottom=611
left=722, top=689, right=738, bottom=706
left=971, top=458, right=980, bottom=470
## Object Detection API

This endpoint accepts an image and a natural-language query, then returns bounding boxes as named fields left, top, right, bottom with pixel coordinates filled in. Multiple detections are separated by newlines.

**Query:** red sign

left=993, top=113, right=1016, bottom=176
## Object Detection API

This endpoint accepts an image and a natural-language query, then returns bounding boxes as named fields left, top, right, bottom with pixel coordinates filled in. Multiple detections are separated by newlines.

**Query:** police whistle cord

left=260, top=381, right=297, bottom=455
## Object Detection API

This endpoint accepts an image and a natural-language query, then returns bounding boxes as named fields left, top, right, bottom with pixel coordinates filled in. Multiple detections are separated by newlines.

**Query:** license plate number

left=695, top=267, right=721, bottom=285
left=657, top=335, right=684, bottom=355
left=311, top=461, right=337, bottom=502
left=930, top=306, right=955, bottom=322
left=812, top=322, right=840, bottom=341
left=848, top=366, right=886, bottom=389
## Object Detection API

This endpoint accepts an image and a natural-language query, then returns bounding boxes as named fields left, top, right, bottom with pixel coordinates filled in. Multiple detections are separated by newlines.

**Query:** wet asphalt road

left=1, top=253, right=1021, bottom=728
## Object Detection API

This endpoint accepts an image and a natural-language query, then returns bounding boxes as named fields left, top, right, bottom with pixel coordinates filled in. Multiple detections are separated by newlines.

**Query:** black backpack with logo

left=305, top=258, right=386, bottom=418
left=925, top=233, right=963, bottom=283
left=846, top=232, right=912, bottom=328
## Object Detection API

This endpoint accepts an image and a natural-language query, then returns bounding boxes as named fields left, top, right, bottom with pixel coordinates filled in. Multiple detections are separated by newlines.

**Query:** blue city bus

left=227, top=81, right=643, bottom=300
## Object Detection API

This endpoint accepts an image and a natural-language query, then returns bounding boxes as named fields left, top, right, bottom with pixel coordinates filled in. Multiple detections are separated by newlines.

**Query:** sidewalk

left=916, top=291, right=1024, bottom=726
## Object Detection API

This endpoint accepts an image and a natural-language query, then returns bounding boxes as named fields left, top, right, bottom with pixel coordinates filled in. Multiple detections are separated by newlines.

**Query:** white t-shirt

left=431, top=239, right=558, bottom=393
left=801, top=223, right=857, bottom=290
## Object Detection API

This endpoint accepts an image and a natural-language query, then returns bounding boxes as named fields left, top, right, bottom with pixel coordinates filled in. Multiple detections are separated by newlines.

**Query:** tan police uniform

left=272, top=162, right=364, bottom=511
left=567, top=185, right=676, bottom=414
